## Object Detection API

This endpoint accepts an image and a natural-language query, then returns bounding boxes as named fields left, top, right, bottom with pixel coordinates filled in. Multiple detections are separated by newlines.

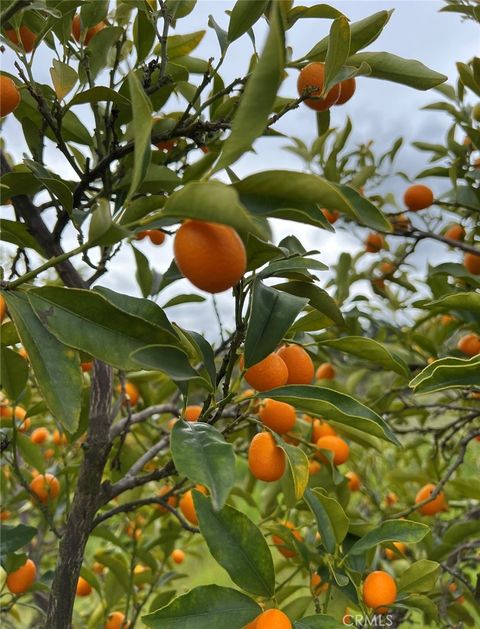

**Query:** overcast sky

left=1, top=1, right=478, bottom=338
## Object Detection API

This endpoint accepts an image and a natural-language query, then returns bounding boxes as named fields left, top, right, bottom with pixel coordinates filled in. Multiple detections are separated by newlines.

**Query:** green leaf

left=131, top=245, right=153, bottom=297
left=288, top=5, right=344, bottom=28
left=171, top=421, right=236, bottom=510
left=167, top=31, right=205, bottom=58
left=129, top=345, right=202, bottom=384
left=347, top=519, right=429, bottom=556
left=4, top=292, right=82, bottom=432
left=0, top=219, right=45, bottom=255
left=294, top=615, right=344, bottom=629
left=27, top=286, right=179, bottom=372
left=259, top=385, right=399, bottom=445
left=281, top=442, right=310, bottom=502
left=94, top=551, right=130, bottom=591
left=193, top=493, right=275, bottom=597
left=88, top=198, right=111, bottom=242
left=214, top=4, right=285, bottom=172
left=80, top=0, right=108, bottom=28
left=422, top=292, right=480, bottom=317
left=324, top=17, right=351, bottom=91
left=258, top=257, right=328, bottom=280
left=0, top=347, right=28, bottom=402
left=16, top=432, right=46, bottom=472
left=273, top=281, right=344, bottom=326
left=0, top=525, right=37, bottom=557
left=244, top=281, right=307, bottom=368
left=67, top=86, right=130, bottom=109
left=409, top=355, right=480, bottom=393
left=320, top=336, right=410, bottom=378
left=228, top=0, right=269, bottom=42
left=50, top=59, right=77, bottom=100
left=187, top=330, right=217, bottom=388
left=304, top=488, right=349, bottom=553
left=162, top=294, right=206, bottom=308
left=25, top=160, right=73, bottom=214
left=398, top=560, right=440, bottom=594
left=142, top=585, right=261, bottom=628
left=347, top=52, right=447, bottom=90
left=127, top=72, right=152, bottom=202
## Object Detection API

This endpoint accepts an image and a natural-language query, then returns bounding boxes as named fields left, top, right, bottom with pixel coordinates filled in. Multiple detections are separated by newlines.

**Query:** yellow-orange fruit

left=316, top=435, right=349, bottom=465
left=308, top=460, right=321, bottom=475
left=135, top=231, right=148, bottom=240
left=272, top=521, right=303, bottom=558
left=184, top=405, right=202, bottom=422
left=321, top=208, right=340, bottom=224
left=365, top=232, right=385, bottom=253
left=0, top=295, right=6, bottom=322
left=259, top=399, right=296, bottom=434
left=385, top=541, right=406, bottom=560
left=403, top=184, right=434, bottom=211
left=29, top=473, right=60, bottom=503
left=44, top=448, right=55, bottom=460
left=385, top=492, right=398, bottom=506
left=81, top=361, right=93, bottom=372
left=415, top=483, right=448, bottom=515
left=71, top=14, right=105, bottom=44
left=440, top=314, right=455, bottom=325
left=312, top=419, right=337, bottom=442
left=92, top=562, right=104, bottom=575
left=30, top=427, right=50, bottom=444
left=297, top=62, right=340, bottom=111
left=174, top=220, right=246, bottom=293
left=255, top=609, right=292, bottom=629
left=248, top=432, right=286, bottom=482
left=457, top=333, right=480, bottom=356
left=117, top=381, right=140, bottom=406
left=0, top=510, right=11, bottom=520
left=105, top=611, right=128, bottom=629
left=76, top=576, right=92, bottom=596
left=277, top=344, right=314, bottom=384
left=380, top=261, right=395, bottom=276
left=5, top=26, right=36, bottom=52
left=148, top=230, right=166, bottom=245
left=52, top=429, right=67, bottom=446
left=444, top=224, right=465, bottom=241
left=335, top=78, right=356, bottom=105
left=315, top=363, right=335, bottom=380
left=242, top=353, right=289, bottom=392
left=464, top=252, right=480, bottom=275
left=6, top=558, right=36, bottom=594
left=157, top=484, right=178, bottom=512
left=362, top=571, right=397, bottom=613
left=0, top=76, right=21, bottom=117
left=179, top=485, right=207, bottom=525
left=171, top=549, right=185, bottom=564
left=346, top=471, right=361, bottom=491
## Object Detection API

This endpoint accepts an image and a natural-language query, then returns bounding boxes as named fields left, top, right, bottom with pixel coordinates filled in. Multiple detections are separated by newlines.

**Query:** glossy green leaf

left=4, top=292, right=82, bottom=432
left=16, top=432, right=46, bottom=472
left=281, top=442, right=310, bottom=502
left=347, top=519, right=429, bottom=556
left=50, top=59, right=77, bottom=100
left=0, top=219, right=45, bottom=255
left=306, top=488, right=349, bottom=553
left=0, top=525, right=37, bottom=557
left=129, top=345, right=202, bottom=384
left=194, top=493, right=275, bottom=597
left=94, top=551, right=130, bottom=590
left=244, top=281, right=307, bottom=368
left=320, top=336, right=410, bottom=378
left=288, top=5, right=344, bottom=28
left=409, top=355, right=480, bottom=393
left=171, top=421, right=236, bottom=510
left=167, top=31, right=205, bottom=58
left=259, top=385, right=399, bottom=445
left=80, top=0, right=108, bottom=28
left=228, top=0, right=269, bottom=42
left=0, top=347, right=28, bottom=402
left=324, top=17, right=351, bottom=91
left=258, top=257, right=328, bottom=279
left=127, top=72, right=152, bottom=202
left=67, top=86, right=130, bottom=109
left=143, top=585, right=261, bottom=628
left=187, top=330, right=217, bottom=388
left=162, top=294, right=206, bottom=308
left=422, top=292, right=480, bottom=316
left=274, top=281, right=344, bottom=326
left=398, top=560, right=440, bottom=593
left=214, top=4, right=285, bottom=172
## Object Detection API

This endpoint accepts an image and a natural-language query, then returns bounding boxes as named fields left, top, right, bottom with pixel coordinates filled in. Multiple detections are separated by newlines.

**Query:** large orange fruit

left=174, top=220, right=246, bottom=293
left=259, top=399, right=296, bottom=434
left=179, top=485, right=207, bottom=525
left=5, top=26, right=36, bottom=52
left=277, top=344, right=314, bottom=384
left=316, top=435, right=349, bottom=465
left=242, top=353, right=288, bottom=391
left=6, top=558, right=36, bottom=594
left=29, top=473, right=60, bottom=503
left=297, top=62, right=340, bottom=111
left=464, top=252, right=480, bottom=275
left=457, top=333, right=480, bottom=356
left=362, top=571, right=397, bottom=613
left=415, top=483, right=448, bottom=515
left=0, top=76, right=21, bottom=117
left=248, top=432, right=285, bottom=482
left=403, top=184, right=434, bottom=211
left=335, top=78, right=356, bottom=105
left=255, top=609, right=292, bottom=629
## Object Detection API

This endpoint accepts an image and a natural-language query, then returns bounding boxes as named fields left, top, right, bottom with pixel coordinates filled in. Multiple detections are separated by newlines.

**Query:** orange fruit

left=415, top=483, right=448, bottom=515
left=380, top=261, right=395, bottom=275
left=248, top=432, right=285, bottom=482
left=315, top=363, right=335, bottom=380
left=346, top=471, right=361, bottom=491
left=171, top=549, right=185, bottom=564
left=464, top=252, right=480, bottom=275
left=272, top=521, right=303, bottom=558
left=277, top=344, right=314, bottom=384
left=457, top=333, right=480, bottom=356
left=148, top=230, right=166, bottom=245
left=31, top=427, right=50, bottom=444
left=71, top=14, right=105, bottom=44
left=362, top=570, right=397, bottom=613
left=312, top=419, right=337, bottom=442
left=365, top=232, right=385, bottom=253
left=385, top=492, right=397, bottom=507
left=391, top=213, right=411, bottom=231
left=174, top=220, right=246, bottom=293
left=52, top=429, right=67, bottom=446
left=321, top=208, right=340, bottom=224
left=105, top=611, right=128, bottom=629
left=76, top=576, right=92, bottom=596
left=184, top=405, right=202, bottom=422
left=259, top=399, right=296, bottom=434
left=117, top=381, right=140, bottom=406
left=29, top=473, right=60, bottom=503
left=6, top=558, right=36, bottom=594
left=403, top=184, right=434, bottom=211
left=297, top=62, right=340, bottom=111
left=81, top=361, right=93, bottom=372
left=44, top=448, right=55, bottom=460
left=242, top=353, right=288, bottom=392
left=135, top=231, right=148, bottom=240
left=444, top=224, right=465, bottom=241
left=92, top=562, right=104, bottom=575
left=255, top=609, right=292, bottom=629
left=5, top=26, right=36, bottom=52
left=0, top=76, right=21, bottom=117
left=0, top=295, right=6, bottom=322
left=157, top=484, right=178, bottom=512
left=0, top=510, right=11, bottom=521
left=440, top=314, right=455, bottom=325
left=155, top=140, right=176, bottom=151
left=385, top=541, right=406, bottom=560
left=316, top=435, right=349, bottom=465
left=179, top=485, right=207, bottom=525
left=308, top=460, right=321, bottom=475
left=335, top=78, right=356, bottom=105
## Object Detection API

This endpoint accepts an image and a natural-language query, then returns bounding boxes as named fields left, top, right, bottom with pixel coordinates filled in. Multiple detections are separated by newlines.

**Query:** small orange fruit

left=242, top=353, right=289, bottom=392
left=71, top=14, right=105, bottom=44
left=248, top=432, right=286, bottom=482
left=0, top=76, right=21, bottom=117
left=335, top=78, right=356, bottom=105
left=44, top=448, right=55, bottom=460
left=0, top=510, right=11, bottom=521
left=52, top=429, right=67, bottom=446
left=0, top=295, right=6, bottom=322
left=385, top=492, right=397, bottom=506
left=312, top=419, right=337, bottom=442
left=444, top=224, right=465, bottom=241
left=308, top=460, right=321, bottom=475
left=6, top=558, right=36, bottom=594
left=174, top=220, right=246, bottom=293
left=272, top=521, right=303, bottom=558
left=157, top=484, right=178, bottom=512
left=179, top=485, right=207, bottom=525
left=105, top=611, right=128, bottom=629
left=148, top=230, right=166, bottom=245
left=171, top=549, right=185, bottom=564
left=362, top=570, right=397, bottom=613
left=316, top=435, right=349, bottom=465
left=76, top=576, right=92, bottom=596
left=184, top=405, right=202, bottom=422
left=321, top=208, right=340, bottom=224
left=391, top=213, right=411, bottom=231
left=155, top=140, right=176, bottom=152
left=440, top=314, right=455, bottom=325
left=29, top=473, right=60, bottom=503
left=30, top=427, right=50, bottom=444
left=385, top=541, right=406, bottom=560
left=5, top=26, right=36, bottom=52
left=403, top=184, right=434, bottom=211
left=380, top=261, right=395, bottom=276
left=277, top=344, right=314, bottom=384
left=315, top=362, right=335, bottom=380
left=415, top=483, right=448, bottom=515
left=81, top=361, right=93, bottom=372
left=346, top=471, right=361, bottom=491
left=255, top=609, right=292, bottom=629
left=297, top=62, right=340, bottom=111
left=117, top=381, right=140, bottom=406
left=464, top=252, right=480, bottom=275
left=457, top=333, right=480, bottom=356
left=135, top=231, right=148, bottom=240
left=259, top=399, right=296, bottom=434
left=92, top=562, right=104, bottom=575
left=365, top=233, right=385, bottom=253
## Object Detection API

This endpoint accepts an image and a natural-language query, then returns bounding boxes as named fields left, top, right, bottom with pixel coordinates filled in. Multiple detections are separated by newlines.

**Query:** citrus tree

left=0, top=1, right=479, bottom=628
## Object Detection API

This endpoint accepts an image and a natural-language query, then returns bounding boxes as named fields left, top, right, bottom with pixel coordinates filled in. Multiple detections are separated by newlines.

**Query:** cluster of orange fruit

left=297, top=62, right=356, bottom=111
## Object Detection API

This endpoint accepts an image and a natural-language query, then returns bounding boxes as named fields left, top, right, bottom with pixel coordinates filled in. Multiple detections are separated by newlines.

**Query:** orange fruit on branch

left=0, top=76, right=21, bottom=117
left=444, top=224, right=465, bottom=241
left=385, top=541, right=406, bottom=560
left=345, top=471, right=361, bottom=491
left=321, top=208, right=340, bottom=224
left=457, top=333, right=480, bottom=356
left=248, top=432, right=285, bottom=482
left=272, top=521, right=303, bottom=558
left=6, top=558, right=36, bottom=594
left=76, top=576, right=92, bottom=596
left=29, top=473, right=60, bottom=503
left=259, top=398, right=296, bottom=434
left=71, top=14, right=105, bottom=44
left=316, top=435, right=349, bottom=465
left=464, top=251, right=480, bottom=275
left=31, top=427, right=50, bottom=444
left=362, top=570, right=397, bottom=613
left=312, top=419, right=337, bottom=442
left=242, top=353, right=288, bottom=392
left=415, top=482, right=447, bottom=515
left=255, top=609, right=292, bottom=629
left=171, top=549, right=185, bottom=564
left=365, top=232, right=385, bottom=253
left=277, top=344, right=314, bottom=384
left=5, top=26, right=36, bottom=52
left=315, top=362, right=335, bottom=380
left=335, top=78, right=356, bottom=105
left=105, top=611, right=128, bottom=629
left=179, top=485, right=207, bottom=525
left=297, top=62, right=340, bottom=111
left=183, top=405, right=202, bottom=422
left=403, top=184, right=434, bottom=211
